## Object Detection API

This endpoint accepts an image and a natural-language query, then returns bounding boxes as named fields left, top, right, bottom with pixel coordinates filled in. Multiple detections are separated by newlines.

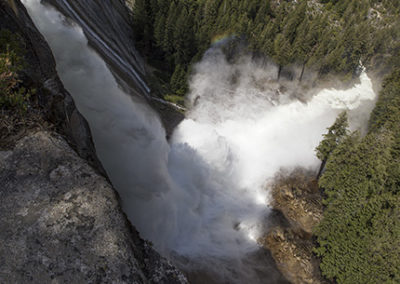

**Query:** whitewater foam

left=23, top=1, right=377, bottom=282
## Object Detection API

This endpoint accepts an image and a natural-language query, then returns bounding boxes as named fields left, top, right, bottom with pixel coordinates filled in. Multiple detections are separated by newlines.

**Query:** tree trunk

left=277, top=65, right=282, bottom=81
left=317, top=159, right=327, bottom=180
left=299, top=62, right=306, bottom=82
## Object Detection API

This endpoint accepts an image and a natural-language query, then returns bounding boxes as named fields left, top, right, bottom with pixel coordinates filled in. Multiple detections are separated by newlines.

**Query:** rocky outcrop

left=43, top=0, right=149, bottom=97
left=0, top=131, right=187, bottom=283
left=0, top=1, right=187, bottom=282
left=44, top=0, right=184, bottom=137
left=0, top=0, right=100, bottom=168
left=270, top=169, right=323, bottom=235
left=259, top=227, right=321, bottom=284
left=260, top=169, right=324, bottom=284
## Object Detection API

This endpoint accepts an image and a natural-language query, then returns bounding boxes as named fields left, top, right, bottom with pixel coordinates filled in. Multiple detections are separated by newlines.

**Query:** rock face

left=43, top=0, right=149, bottom=97
left=260, top=169, right=324, bottom=284
left=0, top=1, right=187, bottom=283
left=0, top=131, right=187, bottom=283
left=0, top=0, right=100, bottom=168
left=260, top=227, right=322, bottom=284
left=44, top=0, right=184, bottom=137
left=271, top=169, right=323, bottom=235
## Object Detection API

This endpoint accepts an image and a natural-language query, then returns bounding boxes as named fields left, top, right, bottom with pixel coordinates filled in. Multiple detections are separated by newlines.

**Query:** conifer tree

left=132, top=0, right=153, bottom=52
left=316, top=112, right=349, bottom=177
left=170, top=64, right=187, bottom=95
left=273, top=33, right=292, bottom=79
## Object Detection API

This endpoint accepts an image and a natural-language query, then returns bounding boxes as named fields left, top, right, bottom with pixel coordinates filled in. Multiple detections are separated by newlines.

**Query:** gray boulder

left=0, top=131, right=187, bottom=284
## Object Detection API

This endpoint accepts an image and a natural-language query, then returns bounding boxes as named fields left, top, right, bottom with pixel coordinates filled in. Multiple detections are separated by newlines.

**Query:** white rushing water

left=23, top=0, right=376, bottom=282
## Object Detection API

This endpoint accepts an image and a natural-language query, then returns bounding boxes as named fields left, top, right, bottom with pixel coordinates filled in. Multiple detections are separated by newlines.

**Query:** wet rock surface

left=271, top=169, right=323, bottom=235
left=260, top=227, right=323, bottom=284
left=43, top=0, right=149, bottom=96
left=44, top=0, right=184, bottom=138
left=261, top=169, right=324, bottom=284
left=0, top=131, right=187, bottom=284
left=0, top=0, right=101, bottom=169
left=1, top=2, right=187, bottom=283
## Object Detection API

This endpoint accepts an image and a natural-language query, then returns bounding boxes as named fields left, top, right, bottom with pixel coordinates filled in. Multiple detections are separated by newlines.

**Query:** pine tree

left=316, top=112, right=349, bottom=177
left=273, top=33, right=292, bottom=79
left=132, top=0, right=153, bottom=52
left=293, top=18, right=312, bottom=81
left=170, top=64, right=187, bottom=95
left=173, top=8, right=196, bottom=65
left=162, top=1, right=178, bottom=55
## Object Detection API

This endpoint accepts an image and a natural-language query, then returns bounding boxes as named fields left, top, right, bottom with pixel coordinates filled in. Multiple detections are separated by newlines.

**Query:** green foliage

left=170, top=64, right=188, bottom=95
left=369, top=69, right=400, bottom=133
left=316, top=112, right=349, bottom=162
left=132, top=0, right=400, bottom=97
left=0, top=29, right=25, bottom=63
left=164, top=94, right=185, bottom=106
left=314, top=71, right=400, bottom=283
left=0, top=29, right=31, bottom=112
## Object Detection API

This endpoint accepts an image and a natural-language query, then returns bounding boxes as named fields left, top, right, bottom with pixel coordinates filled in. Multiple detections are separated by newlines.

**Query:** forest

left=314, top=69, right=400, bottom=283
left=2, top=0, right=399, bottom=282
left=132, top=0, right=400, bottom=283
left=132, top=0, right=400, bottom=98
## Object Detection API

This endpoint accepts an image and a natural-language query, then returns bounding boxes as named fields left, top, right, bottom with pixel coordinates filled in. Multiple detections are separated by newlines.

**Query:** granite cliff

left=0, top=1, right=187, bottom=282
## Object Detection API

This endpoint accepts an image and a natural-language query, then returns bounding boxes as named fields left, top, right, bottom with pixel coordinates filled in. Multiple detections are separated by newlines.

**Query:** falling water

left=23, top=1, right=376, bottom=282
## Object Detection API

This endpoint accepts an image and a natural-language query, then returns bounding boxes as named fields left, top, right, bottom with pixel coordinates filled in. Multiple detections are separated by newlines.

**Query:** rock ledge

left=0, top=131, right=187, bottom=283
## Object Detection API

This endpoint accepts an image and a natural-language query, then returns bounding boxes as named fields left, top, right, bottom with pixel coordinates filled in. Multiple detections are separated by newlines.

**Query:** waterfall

left=22, top=1, right=377, bottom=282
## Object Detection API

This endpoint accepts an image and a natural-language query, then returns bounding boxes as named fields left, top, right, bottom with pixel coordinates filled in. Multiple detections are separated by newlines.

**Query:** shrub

left=0, top=30, right=32, bottom=112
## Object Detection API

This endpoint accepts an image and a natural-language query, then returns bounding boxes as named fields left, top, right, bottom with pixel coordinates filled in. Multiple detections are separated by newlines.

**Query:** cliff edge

left=0, top=1, right=187, bottom=283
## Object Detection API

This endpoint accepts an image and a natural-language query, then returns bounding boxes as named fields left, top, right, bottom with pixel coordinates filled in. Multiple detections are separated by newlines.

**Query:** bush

left=0, top=30, right=32, bottom=112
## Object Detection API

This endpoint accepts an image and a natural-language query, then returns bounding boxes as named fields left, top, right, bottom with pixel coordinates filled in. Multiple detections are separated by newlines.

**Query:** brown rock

left=259, top=227, right=323, bottom=284
left=270, top=168, right=323, bottom=234
left=260, top=168, right=326, bottom=284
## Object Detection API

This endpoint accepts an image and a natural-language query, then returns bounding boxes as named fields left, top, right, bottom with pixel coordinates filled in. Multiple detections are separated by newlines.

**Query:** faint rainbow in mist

left=211, top=33, right=236, bottom=46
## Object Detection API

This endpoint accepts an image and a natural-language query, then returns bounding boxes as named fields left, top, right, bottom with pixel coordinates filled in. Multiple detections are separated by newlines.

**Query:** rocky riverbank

left=260, top=169, right=326, bottom=284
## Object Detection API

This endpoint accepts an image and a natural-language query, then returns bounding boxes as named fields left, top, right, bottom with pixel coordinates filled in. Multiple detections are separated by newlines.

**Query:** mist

left=23, top=1, right=376, bottom=283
